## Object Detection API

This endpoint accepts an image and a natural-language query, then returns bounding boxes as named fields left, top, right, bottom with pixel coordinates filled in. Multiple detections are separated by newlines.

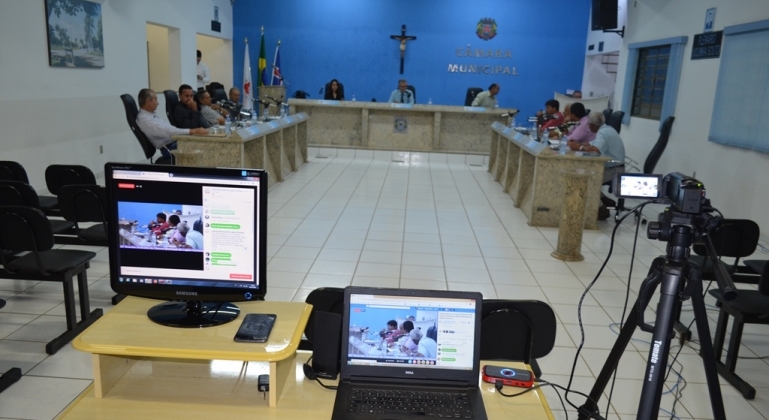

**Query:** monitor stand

left=147, top=300, right=240, bottom=328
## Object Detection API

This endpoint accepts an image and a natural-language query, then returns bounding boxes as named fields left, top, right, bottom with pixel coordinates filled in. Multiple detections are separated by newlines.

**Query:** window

left=620, top=36, right=687, bottom=128
left=631, top=45, right=670, bottom=120
left=709, top=19, right=769, bottom=153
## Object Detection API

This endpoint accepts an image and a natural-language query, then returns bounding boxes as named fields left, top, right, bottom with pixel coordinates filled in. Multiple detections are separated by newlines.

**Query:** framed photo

left=45, top=0, right=104, bottom=68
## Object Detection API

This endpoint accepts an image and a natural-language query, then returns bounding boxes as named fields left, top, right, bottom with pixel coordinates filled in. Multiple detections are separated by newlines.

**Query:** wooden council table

left=488, top=122, right=610, bottom=229
left=70, top=297, right=311, bottom=408
left=171, top=113, right=309, bottom=188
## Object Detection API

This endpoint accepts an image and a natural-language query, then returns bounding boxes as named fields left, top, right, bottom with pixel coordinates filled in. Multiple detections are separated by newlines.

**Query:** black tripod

left=577, top=217, right=735, bottom=420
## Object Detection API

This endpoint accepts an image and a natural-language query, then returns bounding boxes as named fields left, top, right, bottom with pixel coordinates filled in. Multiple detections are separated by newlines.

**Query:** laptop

left=331, top=287, right=487, bottom=420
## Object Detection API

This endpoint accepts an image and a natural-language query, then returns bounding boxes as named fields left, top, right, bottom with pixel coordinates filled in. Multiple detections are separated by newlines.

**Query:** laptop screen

left=346, top=290, right=479, bottom=373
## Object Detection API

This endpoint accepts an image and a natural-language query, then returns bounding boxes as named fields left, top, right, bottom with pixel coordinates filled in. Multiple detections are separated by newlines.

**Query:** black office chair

left=710, top=260, right=769, bottom=399
left=690, top=219, right=760, bottom=282
left=120, top=94, right=173, bottom=165
left=611, top=116, right=675, bottom=222
left=293, top=90, right=309, bottom=99
left=212, top=88, right=228, bottom=103
left=0, top=206, right=103, bottom=354
left=607, top=110, right=625, bottom=134
left=300, top=287, right=344, bottom=351
left=0, top=297, right=21, bottom=393
left=57, top=184, right=109, bottom=246
left=163, top=90, right=179, bottom=127
left=480, top=300, right=557, bottom=379
left=0, top=161, right=59, bottom=215
left=464, top=87, right=483, bottom=106
left=0, top=180, right=75, bottom=238
left=45, top=164, right=96, bottom=201
left=407, top=85, right=416, bottom=103
left=602, top=108, right=613, bottom=125
left=324, top=81, right=345, bottom=100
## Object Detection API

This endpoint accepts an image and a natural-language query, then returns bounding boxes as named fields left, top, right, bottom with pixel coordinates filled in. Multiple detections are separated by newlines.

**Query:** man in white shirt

left=174, top=222, right=204, bottom=250
left=471, top=83, right=500, bottom=108
left=135, top=89, right=207, bottom=159
left=196, top=50, right=210, bottom=91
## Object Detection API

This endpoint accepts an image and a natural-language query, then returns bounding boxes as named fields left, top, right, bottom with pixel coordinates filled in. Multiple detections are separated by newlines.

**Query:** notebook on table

left=331, top=287, right=487, bottom=420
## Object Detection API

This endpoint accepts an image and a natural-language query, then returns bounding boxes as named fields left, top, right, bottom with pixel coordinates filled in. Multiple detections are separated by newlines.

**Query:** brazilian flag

left=258, top=32, right=267, bottom=87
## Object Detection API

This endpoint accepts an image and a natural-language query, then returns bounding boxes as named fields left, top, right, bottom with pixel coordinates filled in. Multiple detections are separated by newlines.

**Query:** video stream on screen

left=114, top=182, right=258, bottom=285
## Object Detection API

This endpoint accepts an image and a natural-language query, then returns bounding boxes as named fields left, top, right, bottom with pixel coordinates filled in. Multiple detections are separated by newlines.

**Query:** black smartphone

left=234, top=313, right=277, bottom=343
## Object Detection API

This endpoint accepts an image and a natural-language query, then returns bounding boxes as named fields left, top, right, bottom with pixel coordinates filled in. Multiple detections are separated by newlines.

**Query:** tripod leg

left=577, top=297, right=646, bottom=419
left=689, top=283, right=727, bottom=419
left=637, top=270, right=682, bottom=420
left=578, top=261, right=663, bottom=420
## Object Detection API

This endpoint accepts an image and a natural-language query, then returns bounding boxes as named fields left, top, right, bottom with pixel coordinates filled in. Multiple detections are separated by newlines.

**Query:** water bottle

left=511, top=116, right=517, bottom=128
left=224, top=115, right=232, bottom=134
left=428, top=98, right=433, bottom=105
left=559, top=136, right=568, bottom=155
left=280, top=103, right=287, bottom=118
left=251, top=112, right=257, bottom=126
left=494, top=102, right=499, bottom=109
left=351, top=95, right=357, bottom=101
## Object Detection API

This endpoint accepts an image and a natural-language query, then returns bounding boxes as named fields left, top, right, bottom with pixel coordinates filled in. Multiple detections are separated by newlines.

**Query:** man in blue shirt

left=388, top=79, right=415, bottom=104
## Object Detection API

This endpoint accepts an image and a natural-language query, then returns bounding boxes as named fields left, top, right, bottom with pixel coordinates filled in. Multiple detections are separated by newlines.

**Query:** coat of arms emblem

left=476, top=18, right=497, bottom=41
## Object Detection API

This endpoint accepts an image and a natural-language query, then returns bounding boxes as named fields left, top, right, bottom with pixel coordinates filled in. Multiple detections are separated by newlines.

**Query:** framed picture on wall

left=44, top=0, right=104, bottom=68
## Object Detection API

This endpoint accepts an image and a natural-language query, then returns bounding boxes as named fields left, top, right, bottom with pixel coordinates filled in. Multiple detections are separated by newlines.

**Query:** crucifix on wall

left=390, top=24, right=416, bottom=74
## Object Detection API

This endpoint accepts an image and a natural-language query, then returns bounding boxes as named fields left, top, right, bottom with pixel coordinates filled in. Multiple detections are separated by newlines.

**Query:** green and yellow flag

left=258, top=28, right=267, bottom=87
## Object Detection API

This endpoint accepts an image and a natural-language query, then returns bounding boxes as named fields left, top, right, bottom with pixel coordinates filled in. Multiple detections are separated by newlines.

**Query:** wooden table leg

left=268, top=353, right=296, bottom=407
left=92, top=354, right=136, bottom=398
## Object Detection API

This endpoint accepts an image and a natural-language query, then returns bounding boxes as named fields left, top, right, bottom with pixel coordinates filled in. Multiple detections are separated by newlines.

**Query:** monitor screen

left=105, top=163, right=267, bottom=327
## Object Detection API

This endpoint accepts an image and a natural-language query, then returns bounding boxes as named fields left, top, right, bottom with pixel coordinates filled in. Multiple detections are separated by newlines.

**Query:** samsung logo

left=176, top=291, right=197, bottom=296
left=405, top=371, right=414, bottom=375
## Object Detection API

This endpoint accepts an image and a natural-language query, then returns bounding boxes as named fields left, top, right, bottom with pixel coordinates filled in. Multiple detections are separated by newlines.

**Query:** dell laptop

left=331, top=287, right=487, bottom=420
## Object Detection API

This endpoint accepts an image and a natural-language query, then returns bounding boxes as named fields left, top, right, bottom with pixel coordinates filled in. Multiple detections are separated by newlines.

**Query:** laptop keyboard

left=348, top=388, right=473, bottom=418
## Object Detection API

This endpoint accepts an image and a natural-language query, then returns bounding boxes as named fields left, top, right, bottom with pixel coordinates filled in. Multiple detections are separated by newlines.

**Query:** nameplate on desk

left=283, top=116, right=296, bottom=123
left=295, top=113, right=307, bottom=120
left=492, top=121, right=504, bottom=130
left=463, top=106, right=487, bottom=112
left=238, top=126, right=261, bottom=137
left=317, top=100, right=341, bottom=106
left=502, top=127, right=512, bottom=136
left=390, top=103, right=413, bottom=109
left=267, top=121, right=281, bottom=129
left=513, top=132, right=523, bottom=141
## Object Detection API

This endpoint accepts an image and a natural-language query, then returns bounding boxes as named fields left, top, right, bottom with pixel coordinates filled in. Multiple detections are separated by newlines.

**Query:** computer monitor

left=104, top=162, right=267, bottom=328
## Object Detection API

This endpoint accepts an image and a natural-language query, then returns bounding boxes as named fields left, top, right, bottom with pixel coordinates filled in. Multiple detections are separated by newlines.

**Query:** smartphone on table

left=234, top=313, right=277, bottom=343
left=481, top=365, right=535, bottom=388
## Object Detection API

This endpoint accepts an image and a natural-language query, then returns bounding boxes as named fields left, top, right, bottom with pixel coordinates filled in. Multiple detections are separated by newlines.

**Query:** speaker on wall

left=592, top=0, right=618, bottom=31
left=311, top=311, right=342, bottom=380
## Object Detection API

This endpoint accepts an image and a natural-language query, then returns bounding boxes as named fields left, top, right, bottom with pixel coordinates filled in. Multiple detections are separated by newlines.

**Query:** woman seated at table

left=197, top=91, right=225, bottom=126
left=324, top=79, right=344, bottom=101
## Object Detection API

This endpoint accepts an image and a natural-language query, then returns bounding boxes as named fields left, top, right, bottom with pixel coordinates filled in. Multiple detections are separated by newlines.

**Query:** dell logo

left=176, top=291, right=197, bottom=296
left=405, top=371, right=414, bottom=375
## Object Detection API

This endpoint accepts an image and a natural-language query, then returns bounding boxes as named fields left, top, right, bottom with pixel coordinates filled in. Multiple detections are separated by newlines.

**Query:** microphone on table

left=319, top=86, right=325, bottom=94
left=500, top=110, right=519, bottom=117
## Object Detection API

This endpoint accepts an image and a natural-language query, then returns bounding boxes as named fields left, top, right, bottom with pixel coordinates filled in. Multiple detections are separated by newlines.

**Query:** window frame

left=620, top=36, right=688, bottom=129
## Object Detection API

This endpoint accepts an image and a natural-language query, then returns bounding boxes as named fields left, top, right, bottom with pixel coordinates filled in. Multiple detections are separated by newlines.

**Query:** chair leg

left=714, top=309, right=756, bottom=399
left=530, top=359, right=542, bottom=380
left=46, top=273, right=103, bottom=355
left=0, top=367, right=22, bottom=394
left=712, top=307, right=729, bottom=361
left=112, top=293, right=126, bottom=305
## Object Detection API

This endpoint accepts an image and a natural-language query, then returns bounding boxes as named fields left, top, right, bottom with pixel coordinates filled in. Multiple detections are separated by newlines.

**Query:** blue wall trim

left=232, top=0, right=590, bottom=117
left=724, top=18, right=769, bottom=35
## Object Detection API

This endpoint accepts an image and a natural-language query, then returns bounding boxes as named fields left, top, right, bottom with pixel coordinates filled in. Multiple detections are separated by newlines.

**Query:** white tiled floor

left=1, top=149, right=769, bottom=419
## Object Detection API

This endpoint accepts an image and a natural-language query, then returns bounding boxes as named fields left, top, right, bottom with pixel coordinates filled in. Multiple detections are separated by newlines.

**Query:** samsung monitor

left=105, top=162, right=267, bottom=328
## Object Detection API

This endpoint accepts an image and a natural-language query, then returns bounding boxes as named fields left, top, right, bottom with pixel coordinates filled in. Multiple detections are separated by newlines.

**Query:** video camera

left=612, top=172, right=707, bottom=215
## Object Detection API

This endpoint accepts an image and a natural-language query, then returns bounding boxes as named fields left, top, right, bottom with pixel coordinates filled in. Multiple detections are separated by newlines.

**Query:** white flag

left=242, top=41, right=253, bottom=110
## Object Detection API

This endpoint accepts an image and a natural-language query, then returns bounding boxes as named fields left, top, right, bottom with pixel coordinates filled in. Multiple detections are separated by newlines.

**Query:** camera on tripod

left=611, top=172, right=706, bottom=214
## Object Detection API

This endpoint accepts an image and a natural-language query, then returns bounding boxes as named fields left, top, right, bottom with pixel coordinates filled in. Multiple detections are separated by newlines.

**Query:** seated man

left=568, top=111, right=625, bottom=183
left=173, top=84, right=211, bottom=129
left=135, top=88, right=208, bottom=159
left=537, top=99, right=565, bottom=133
left=388, top=79, right=414, bottom=104
left=566, top=103, right=596, bottom=143
left=471, top=83, right=500, bottom=108
left=171, top=221, right=203, bottom=249
left=148, top=212, right=171, bottom=235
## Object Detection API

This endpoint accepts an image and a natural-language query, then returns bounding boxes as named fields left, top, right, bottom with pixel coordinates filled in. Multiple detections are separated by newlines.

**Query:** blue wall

left=233, top=0, right=590, bottom=117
